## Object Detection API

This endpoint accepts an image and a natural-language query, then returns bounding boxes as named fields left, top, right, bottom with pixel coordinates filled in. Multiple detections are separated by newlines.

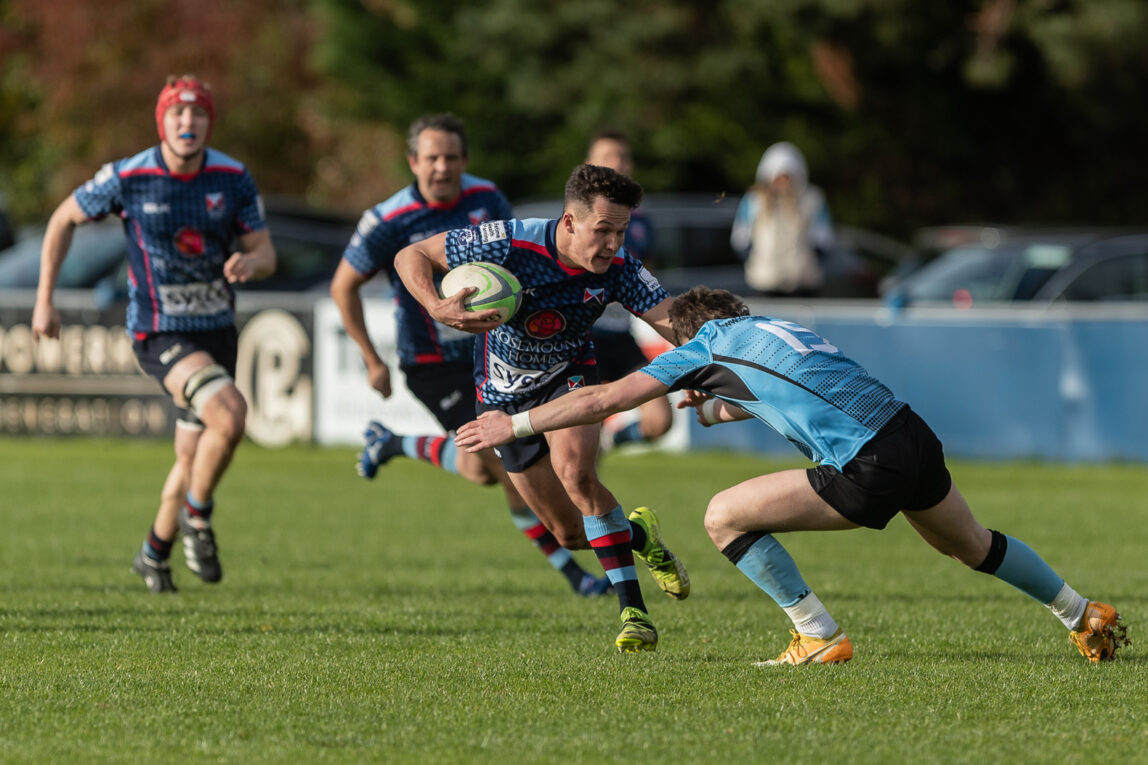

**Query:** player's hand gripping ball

left=438, top=262, right=522, bottom=324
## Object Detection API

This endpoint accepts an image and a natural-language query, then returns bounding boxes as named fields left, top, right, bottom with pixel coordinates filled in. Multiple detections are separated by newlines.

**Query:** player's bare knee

left=554, top=463, right=598, bottom=504
left=704, top=489, right=740, bottom=535
left=703, top=499, right=733, bottom=545
left=456, top=452, right=498, bottom=486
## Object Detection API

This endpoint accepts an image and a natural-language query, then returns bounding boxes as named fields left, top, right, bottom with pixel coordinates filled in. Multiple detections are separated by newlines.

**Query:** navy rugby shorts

left=806, top=406, right=953, bottom=530
left=401, top=360, right=478, bottom=433
left=477, top=360, right=600, bottom=473
left=133, top=327, right=238, bottom=388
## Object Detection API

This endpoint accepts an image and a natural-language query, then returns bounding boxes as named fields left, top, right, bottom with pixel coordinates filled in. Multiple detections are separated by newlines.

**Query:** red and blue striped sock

left=584, top=506, right=646, bottom=612
left=144, top=525, right=174, bottom=561
left=185, top=492, right=213, bottom=521
left=402, top=435, right=459, bottom=475
left=510, top=507, right=589, bottom=590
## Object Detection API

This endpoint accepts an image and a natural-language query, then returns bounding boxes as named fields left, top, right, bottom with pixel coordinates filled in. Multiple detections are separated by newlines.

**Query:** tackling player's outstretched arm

left=394, top=231, right=503, bottom=333
left=455, top=370, right=670, bottom=451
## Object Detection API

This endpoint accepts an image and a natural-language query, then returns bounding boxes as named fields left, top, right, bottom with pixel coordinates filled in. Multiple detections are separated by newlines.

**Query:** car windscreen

left=901, top=243, right=1071, bottom=303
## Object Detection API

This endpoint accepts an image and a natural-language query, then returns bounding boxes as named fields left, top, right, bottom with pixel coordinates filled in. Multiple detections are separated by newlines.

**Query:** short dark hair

left=668, top=287, right=749, bottom=345
left=563, top=163, right=643, bottom=214
left=407, top=113, right=468, bottom=157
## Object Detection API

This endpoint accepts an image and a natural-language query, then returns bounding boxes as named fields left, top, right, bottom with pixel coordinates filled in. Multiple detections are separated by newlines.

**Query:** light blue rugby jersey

left=641, top=315, right=905, bottom=469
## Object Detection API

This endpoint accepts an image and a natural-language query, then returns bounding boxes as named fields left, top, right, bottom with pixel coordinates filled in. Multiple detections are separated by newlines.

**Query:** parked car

left=0, top=196, right=356, bottom=305
left=881, top=225, right=1148, bottom=307
left=513, top=193, right=911, bottom=299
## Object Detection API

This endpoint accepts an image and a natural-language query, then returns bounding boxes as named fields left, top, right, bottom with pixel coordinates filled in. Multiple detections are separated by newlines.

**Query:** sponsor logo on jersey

left=158, top=278, right=231, bottom=316
left=566, top=375, right=585, bottom=390
left=205, top=192, right=226, bottom=216
left=583, top=288, right=605, bottom=304
left=357, top=210, right=381, bottom=238
left=143, top=202, right=171, bottom=215
left=173, top=226, right=205, bottom=256
left=455, top=229, right=476, bottom=247
left=638, top=266, right=660, bottom=291
left=468, top=208, right=490, bottom=225
left=524, top=309, right=566, bottom=339
left=479, top=220, right=507, bottom=243
left=487, top=354, right=567, bottom=395
left=92, top=162, right=115, bottom=187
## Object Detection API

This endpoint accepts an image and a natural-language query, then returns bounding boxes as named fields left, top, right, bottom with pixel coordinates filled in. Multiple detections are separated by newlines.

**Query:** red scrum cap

left=155, top=75, right=214, bottom=142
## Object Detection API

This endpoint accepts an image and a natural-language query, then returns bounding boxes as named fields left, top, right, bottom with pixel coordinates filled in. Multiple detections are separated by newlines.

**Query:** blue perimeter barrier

left=687, top=301, right=1148, bottom=463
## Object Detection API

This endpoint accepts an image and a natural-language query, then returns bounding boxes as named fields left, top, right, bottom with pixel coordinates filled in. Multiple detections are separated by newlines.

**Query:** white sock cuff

left=1046, top=581, right=1088, bottom=630
left=782, top=592, right=839, bottom=638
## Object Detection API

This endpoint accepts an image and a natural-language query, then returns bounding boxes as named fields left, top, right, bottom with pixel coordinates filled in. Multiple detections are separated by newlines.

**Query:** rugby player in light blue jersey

left=456, top=286, right=1128, bottom=665
left=330, top=114, right=610, bottom=598
left=33, top=75, right=276, bottom=594
left=395, top=164, right=691, bottom=652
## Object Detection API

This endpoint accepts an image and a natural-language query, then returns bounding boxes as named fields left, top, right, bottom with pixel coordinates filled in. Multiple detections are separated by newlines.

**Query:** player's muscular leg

left=154, top=422, right=202, bottom=539
left=506, top=458, right=589, bottom=549
left=704, top=469, right=857, bottom=549
left=547, top=425, right=619, bottom=517
left=454, top=447, right=501, bottom=486
left=164, top=352, right=247, bottom=501
left=903, top=485, right=992, bottom=567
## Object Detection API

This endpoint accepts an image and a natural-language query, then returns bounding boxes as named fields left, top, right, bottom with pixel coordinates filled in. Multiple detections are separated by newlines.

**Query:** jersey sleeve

left=443, top=219, right=514, bottom=269
left=342, top=206, right=399, bottom=279
left=72, top=162, right=124, bottom=220
left=232, top=171, right=267, bottom=235
left=614, top=252, right=669, bottom=316
left=639, top=339, right=711, bottom=390
left=492, top=190, right=515, bottom=222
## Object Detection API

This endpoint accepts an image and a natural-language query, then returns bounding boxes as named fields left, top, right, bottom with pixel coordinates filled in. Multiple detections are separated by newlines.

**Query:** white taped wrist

left=699, top=398, right=720, bottom=426
left=511, top=411, right=535, bottom=438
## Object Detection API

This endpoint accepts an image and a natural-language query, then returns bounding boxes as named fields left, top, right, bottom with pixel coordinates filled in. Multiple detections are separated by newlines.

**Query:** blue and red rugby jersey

left=72, top=146, right=267, bottom=336
left=341, top=174, right=513, bottom=368
left=442, top=218, right=670, bottom=406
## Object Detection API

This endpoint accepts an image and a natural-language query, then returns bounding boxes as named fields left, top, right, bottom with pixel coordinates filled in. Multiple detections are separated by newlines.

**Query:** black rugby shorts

left=477, top=361, right=600, bottom=473
left=806, top=406, right=953, bottom=530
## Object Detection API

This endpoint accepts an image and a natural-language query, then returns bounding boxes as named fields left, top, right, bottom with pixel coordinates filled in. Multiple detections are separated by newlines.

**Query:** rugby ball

left=438, top=262, right=522, bottom=323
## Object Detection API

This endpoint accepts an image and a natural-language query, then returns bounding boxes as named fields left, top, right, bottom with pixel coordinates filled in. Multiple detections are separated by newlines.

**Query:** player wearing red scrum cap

left=33, top=74, right=277, bottom=593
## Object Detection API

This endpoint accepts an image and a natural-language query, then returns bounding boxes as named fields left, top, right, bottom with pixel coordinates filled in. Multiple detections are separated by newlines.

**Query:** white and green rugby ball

left=438, top=262, right=522, bottom=324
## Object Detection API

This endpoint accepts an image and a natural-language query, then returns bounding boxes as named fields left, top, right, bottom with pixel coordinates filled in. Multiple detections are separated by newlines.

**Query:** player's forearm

left=331, top=284, right=383, bottom=367
left=394, top=243, right=444, bottom=312
left=243, top=239, right=276, bottom=280
left=238, top=230, right=276, bottom=280
left=37, top=202, right=80, bottom=302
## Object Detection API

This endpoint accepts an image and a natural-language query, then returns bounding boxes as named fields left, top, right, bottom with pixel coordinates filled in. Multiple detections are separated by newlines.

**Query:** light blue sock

left=992, top=535, right=1064, bottom=604
left=612, top=421, right=645, bottom=446
left=734, top=534, right=811, bottom=608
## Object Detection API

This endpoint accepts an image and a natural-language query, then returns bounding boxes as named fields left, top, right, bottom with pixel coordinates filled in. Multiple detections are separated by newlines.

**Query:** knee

left=641, top=400, right=673, bottom=439
left=212, top=395, right=247, bottom=447
left=456, top=452, right=498, bottom=486
left=703, top=493, right=736, bottom=547
left=554, top=461, right=598, bottom=503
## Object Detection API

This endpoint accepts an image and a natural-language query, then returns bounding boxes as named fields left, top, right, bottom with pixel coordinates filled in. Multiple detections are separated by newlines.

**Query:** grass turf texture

left=1, top=437, right=1144, bottom=763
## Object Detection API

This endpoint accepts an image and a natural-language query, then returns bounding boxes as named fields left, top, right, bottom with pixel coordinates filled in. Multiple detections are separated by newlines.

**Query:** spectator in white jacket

left=731, top=142, right=834, bottom=297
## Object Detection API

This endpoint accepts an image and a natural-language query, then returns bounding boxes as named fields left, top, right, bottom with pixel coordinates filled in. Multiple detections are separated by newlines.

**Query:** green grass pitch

left=1, top=436, right=1145, bottom=763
